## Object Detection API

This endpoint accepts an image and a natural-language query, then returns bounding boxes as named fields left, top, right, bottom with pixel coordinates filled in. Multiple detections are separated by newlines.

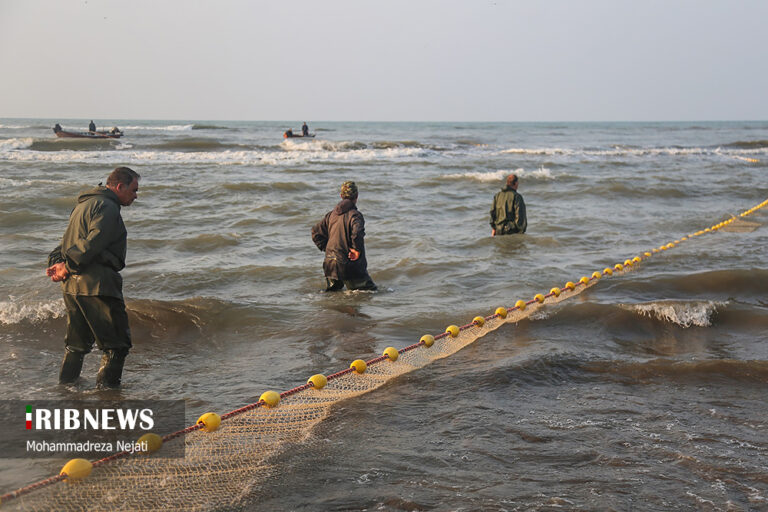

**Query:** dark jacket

left=48, top=187, right=127, bottom=299
left=490, top=186, right=527, bottom=235
left=311, top=199, right=369, bottom=280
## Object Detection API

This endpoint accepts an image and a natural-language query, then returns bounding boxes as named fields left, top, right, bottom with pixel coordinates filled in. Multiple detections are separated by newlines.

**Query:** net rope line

left=2, top=198, right=766, bottom=510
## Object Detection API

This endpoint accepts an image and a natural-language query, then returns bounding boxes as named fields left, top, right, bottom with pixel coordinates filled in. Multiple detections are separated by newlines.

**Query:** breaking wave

left=280, top=139, right=437, bottom=153
left=145, top=139, right=252, bottom=152
left=621, top=300, right=726, bottom=328
left=441, top=167, right=555, bottom=182
left=0, top=138, right=34, bottom=151
left=119, top=124, right=194, bottom=131
left=500, top=146, right=768, bottom=157
left=0, top=299, right=64, bottom=325
left=0, top=146, right=435, bottom=165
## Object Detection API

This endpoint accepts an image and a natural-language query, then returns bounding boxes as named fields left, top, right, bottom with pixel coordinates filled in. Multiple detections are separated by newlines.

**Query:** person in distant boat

left=490, top=173, right=527, bottom=236
left=302, top=122, right=309, bottom=136
left=53, top=123, right=62, bottom=134
left=110, top=126, right=121, bottom=135
left=311, top=181, right=377, bottom=291
left=89, top=120, right=96, bottom=132
left=46, top=167, right=141, bottom=388
left=284, top=129, right=294, bottom=138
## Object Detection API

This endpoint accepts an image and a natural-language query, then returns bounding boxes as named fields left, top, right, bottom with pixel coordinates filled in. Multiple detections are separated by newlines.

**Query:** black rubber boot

left=58, top=351, right=85, bottom=384
left=96, top=350, right=127, bottom=389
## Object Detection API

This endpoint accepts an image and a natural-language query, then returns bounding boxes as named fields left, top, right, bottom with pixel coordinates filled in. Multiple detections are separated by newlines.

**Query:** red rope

left=366, top=355, right=390, bottom=365
left=399, top=342, right=422, bottom=354
left=281, top=383, right=312, bottom=399
left=7, top=198, right=764, bottom=503
left=0, top=474, right=65, bottom=502
left=326, top=367, right=355, bottom=381
left=0, top=294, right=564, bottom=503
left=220, top=402, right=262, bottom=421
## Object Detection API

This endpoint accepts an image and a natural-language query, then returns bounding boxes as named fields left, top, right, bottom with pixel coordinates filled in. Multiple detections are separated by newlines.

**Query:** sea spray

left=622, top=300, right=726, bottom=328
left=0, top=299, right=65, bottom=325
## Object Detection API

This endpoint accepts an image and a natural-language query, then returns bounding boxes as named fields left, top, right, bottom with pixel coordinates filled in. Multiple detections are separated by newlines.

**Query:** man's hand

left=348, top=248, right=360, bottom=261
left=46, top=262, right=69, bottom=282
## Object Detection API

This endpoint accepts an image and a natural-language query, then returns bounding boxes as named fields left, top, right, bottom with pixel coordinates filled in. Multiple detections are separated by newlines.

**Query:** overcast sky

left=1, top=0, right=766, bottom=122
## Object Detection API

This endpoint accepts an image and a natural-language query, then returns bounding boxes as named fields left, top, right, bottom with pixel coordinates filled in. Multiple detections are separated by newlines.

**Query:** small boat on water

left=53, top=124, right=124, bottom=139
left=283, top=130, right=315, bottom=139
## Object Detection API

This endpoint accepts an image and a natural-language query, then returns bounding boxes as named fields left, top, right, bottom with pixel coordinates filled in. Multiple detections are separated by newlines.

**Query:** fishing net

left=4, top=197, right=766, bottom=511
left=721, top=215, right=761, bottom=233
left=7, top=283, right=595, bottom=512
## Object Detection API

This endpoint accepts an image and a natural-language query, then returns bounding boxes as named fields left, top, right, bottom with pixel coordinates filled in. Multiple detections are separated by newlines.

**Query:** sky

left=1, top=0, right=767, bottom=122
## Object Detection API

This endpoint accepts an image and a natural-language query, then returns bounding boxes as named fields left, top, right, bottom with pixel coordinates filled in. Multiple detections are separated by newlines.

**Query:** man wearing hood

left=46, top=167, right=140, bottom=388
left=311, top=181, right=377, bottom=291
left=490, top=173, right=527, bottom=236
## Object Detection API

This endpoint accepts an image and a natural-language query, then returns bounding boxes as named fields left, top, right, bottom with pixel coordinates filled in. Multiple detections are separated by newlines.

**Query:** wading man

left=311, top=181, right=377, bottom=291
left=490, top=173, right=527, bottom=236
left=46, top=167, right=140, bottom=388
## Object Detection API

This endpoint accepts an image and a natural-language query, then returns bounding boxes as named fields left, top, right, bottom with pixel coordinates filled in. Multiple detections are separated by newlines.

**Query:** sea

left=0, top=119, right=766, bottom=511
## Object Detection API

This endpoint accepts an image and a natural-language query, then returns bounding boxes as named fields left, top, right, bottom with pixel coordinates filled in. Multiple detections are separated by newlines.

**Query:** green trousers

left=63, top=294, right=132, bottom=355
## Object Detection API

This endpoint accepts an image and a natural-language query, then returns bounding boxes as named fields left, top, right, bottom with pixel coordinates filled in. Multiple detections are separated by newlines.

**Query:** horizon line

left=2, top=117, right=768, bottom=124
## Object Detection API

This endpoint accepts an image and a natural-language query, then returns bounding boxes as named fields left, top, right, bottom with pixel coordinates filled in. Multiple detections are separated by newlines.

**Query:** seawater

left=1, top=119, right=767, bottom=510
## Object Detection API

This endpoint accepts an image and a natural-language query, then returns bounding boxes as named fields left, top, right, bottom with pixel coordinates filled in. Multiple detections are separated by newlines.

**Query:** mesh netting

left=3, top=197, right=766, bottom=511
left=7, top=284, right=595, bottom=512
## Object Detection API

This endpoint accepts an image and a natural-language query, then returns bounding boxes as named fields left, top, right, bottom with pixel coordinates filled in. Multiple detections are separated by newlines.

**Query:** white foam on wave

left=269, top=145, right=428, bottom=164
left=623, top=300, right=726, bottom=328
left=714, top=146, right=768, bottom=155
left=443, top=168, right=520, bottom=182
left=0, top=138, right=34, bottom=151
left=0, top=146, right=431, bottom=166
left=0, top=150, right=104, bottom=163
left=501, top=146, right=768, bottom=158
left=443, top=166, right=553, bottom=182
left=0, top=176, right=72, bottom=189
left=0, top=299, right=64, bottom=325
left=501, top=147, right=569, bottom=156
left=280, top=139, right=366, bottom=152
left=512, top=167, right=554, bottom=180
left=119, top=124, right=194, bottom=131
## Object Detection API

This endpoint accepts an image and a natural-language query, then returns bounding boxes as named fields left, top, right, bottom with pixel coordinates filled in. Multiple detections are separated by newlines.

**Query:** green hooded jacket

left=48, top=186, right=127, bottom=299
left=490, top=186, right=527, bottom=235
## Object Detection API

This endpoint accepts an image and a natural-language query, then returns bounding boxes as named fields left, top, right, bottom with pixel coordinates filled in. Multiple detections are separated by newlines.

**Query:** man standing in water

left=46, top=167, right=140, bottom=388
left=490, top=173, right=527, bottom=236
left=311, top=181, right=377, bottom=291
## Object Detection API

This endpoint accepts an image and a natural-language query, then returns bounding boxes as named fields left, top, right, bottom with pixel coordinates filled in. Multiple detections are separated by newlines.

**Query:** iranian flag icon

left=26, top=405, right=32, bottom=430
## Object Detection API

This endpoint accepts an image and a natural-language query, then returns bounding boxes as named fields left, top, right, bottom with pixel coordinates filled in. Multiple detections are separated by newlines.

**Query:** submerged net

left=3, top=198, right=766, bottom=511
left=7, top=297, right=579, bottom=512
left=721, top=215, right=761, bottom=233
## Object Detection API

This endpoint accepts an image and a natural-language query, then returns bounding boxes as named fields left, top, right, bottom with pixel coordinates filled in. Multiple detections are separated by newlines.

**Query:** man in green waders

left=490, top=173, right=527, bottom=236
left=46, top=167, right=140, bottom=388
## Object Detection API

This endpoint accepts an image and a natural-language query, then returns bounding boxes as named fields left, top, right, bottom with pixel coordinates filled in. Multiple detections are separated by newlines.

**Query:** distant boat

left=53, top=124, right=123, bottom=139
left=283, top=130, right=315, bottom=139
